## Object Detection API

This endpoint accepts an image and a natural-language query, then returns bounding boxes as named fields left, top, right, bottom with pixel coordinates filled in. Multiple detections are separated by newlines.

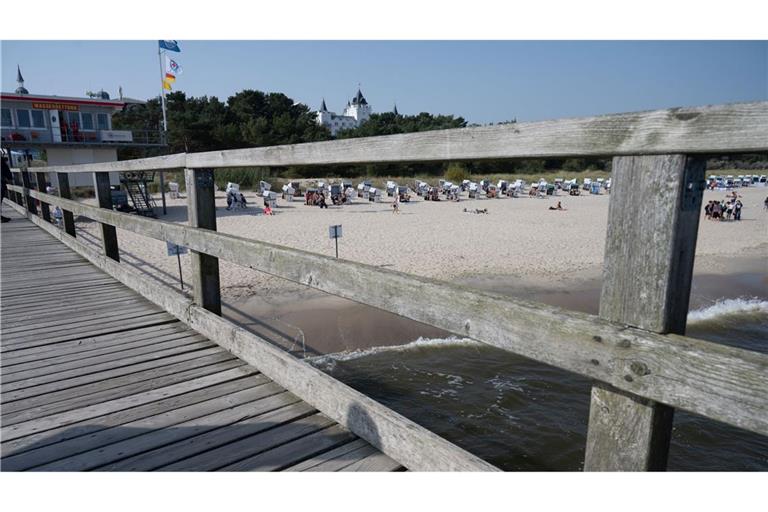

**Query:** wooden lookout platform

left=1, top=211, right=404, bottom=471
left=2, top=101, right=767, bottom=472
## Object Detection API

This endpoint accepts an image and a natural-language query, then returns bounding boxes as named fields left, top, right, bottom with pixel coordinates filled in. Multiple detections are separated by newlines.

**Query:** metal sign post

left=328, top=224, right=342, bottom=258
left=166, top=241, right=189, bottom=290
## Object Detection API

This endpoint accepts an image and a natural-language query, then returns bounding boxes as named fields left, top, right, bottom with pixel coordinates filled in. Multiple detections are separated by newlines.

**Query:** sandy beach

left=70, top=184, right=768, bottom=355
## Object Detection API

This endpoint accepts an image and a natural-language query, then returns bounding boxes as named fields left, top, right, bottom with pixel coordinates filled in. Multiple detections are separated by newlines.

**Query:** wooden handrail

left=9, top=184, right=768, bottom=438
left=22, top=101, right=768, bottom=174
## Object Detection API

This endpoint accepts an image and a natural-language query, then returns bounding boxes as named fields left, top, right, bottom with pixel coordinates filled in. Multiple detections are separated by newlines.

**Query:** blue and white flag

left=165, top=55, right=183, bottom=76
left=159, top=40, right=181, bottom=52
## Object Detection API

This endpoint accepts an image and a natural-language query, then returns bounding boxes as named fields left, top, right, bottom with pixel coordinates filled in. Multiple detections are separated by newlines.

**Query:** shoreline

left=222, top=254, right=767, bottom=357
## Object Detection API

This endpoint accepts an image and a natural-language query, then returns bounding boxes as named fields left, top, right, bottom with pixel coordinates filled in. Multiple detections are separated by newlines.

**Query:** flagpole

left=157, top=45, right=168, bottom=215
left=158, top=46, right=168, bottom=132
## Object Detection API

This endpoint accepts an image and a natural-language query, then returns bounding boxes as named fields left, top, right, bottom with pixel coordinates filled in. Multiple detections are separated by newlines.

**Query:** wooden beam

left=53, top=172, right=76, bottom=237
left=584, top=154, right=706, bottom=471
left=14, top=102, right=768, bottom=176
left=9, top=187, right=768, bottom=438
left=35, top=172, right=51, bottom=223
left=184, top=168, right=221, bottom=315
left=42, top=153, right=186, bottom=175
left=92, top=172, right=119, bottom=262
left=19, top=168, right=37, bottom=215
left=186, top=101, right=768, bottom=168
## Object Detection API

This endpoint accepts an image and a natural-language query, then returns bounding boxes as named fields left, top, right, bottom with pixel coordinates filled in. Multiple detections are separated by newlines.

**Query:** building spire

left=15, top=65, right=29, bottom=95
left=393, top=103, right=399, bottom=115
left=320, top=98, right=328, bottom=112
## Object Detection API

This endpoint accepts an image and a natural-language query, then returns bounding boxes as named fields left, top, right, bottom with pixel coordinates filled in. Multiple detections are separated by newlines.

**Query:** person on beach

left=725, top=201, right=733, bottom=220
left=704, top=201, right=713, bottom=220
left=318, top=193, right=328, bottom=209
left=263, top=205, right=273, bottom=216
left=548, top=201, right=566, bottom=211
left=392, top=192, right=400, bottom=214
left=711, top=201, right=722, bottom=220
left=1, top=154, right=12, bottom=223
left=733, top=200, right=743, bottom=221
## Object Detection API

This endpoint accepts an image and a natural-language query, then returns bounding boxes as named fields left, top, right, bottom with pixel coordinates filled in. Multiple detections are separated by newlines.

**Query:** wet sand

left=222, top=254, right=766, bottom=357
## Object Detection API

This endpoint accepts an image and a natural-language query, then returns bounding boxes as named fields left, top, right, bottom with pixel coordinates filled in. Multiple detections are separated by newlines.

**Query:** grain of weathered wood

left=112, top=399, right=311, bottom=471
left=53, top=172, right=76, bottom=237
left=93, top=171, right=119, bottom=261
left=2, top=331, right=206, bottom=375
left=1, top=365, right=252, bottom=457
left=21, top=378, right=276, bottom=471
left=13, top=188, right=767, bottom=438
left=35, top=171, right=51, bottom=222
left=285, top=438, right=373, bottom=471
left=1, top=345, right=224, bottom=405
left=1, top=335, right=209, bottom=383
left=220, top=423, right=356, bottom=471
left=25, top=103, right=768, bottom=177
left=1, top=366, right=257, bottom=443
left=41, top=153, right=186, bottom=175
left=184, top=168, right=221, bottom=315
left=584, top=154, right=706, bottom=471
left=1, top=359, right=244, bottom=424
left=19, top=168, right=37, bottom=215
left=176, top=413, right=337, bottom=471
left=184, top=101, right=768, bottom=167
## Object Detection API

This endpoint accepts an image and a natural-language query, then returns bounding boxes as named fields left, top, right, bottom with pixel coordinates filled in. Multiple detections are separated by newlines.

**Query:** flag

left=162, top=79, right=173, bottom=91
left=159, top=40, right=181, bottom=52
left=165, top=55, right=183, bottom=76
left=164, top=73, right=176, bottom=84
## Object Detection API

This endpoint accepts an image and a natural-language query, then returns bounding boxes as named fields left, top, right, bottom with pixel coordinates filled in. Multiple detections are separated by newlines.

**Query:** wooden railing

left=6, top=100, right=768, bottom=471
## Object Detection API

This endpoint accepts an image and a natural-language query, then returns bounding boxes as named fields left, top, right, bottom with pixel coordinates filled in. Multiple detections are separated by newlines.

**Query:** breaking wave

left=687, top=298, right=768, bottom=324
left=306, top=336, right=482, bottom=366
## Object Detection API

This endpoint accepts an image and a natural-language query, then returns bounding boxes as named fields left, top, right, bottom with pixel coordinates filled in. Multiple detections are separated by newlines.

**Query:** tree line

left=113, top=89, right=610, bottom=178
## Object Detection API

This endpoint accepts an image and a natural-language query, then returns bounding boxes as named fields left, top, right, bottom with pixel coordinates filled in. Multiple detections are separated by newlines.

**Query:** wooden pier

left=2, top=101, right=767, bottom=471
left=1, top=211, right=404, bottom=471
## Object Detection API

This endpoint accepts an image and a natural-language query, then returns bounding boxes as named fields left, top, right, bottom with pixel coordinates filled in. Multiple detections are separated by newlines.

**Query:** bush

left=444, top=162, right=470, bottom=183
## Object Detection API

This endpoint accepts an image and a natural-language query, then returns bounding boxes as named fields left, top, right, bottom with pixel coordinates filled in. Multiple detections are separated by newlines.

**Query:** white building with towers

left=316, top=88, right=372, bottom=136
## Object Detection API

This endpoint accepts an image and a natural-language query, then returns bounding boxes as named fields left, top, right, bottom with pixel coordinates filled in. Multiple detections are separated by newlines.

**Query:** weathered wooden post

left=19, top=167, right=38, bottom=215
left=584, top=154, right=706, bottom=471
left=35, top=171, right=51, bottom=222
left=93, top=171, right=120, bottom=262
left=11, top=170, right=23, bottom=207
left=54, top=172, right=76, bottom=237
left=185, top=168, right=221, bottom=315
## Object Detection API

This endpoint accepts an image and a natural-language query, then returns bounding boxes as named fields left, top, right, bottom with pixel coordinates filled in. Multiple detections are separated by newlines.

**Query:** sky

left=2, top=40, right=766, bottom=124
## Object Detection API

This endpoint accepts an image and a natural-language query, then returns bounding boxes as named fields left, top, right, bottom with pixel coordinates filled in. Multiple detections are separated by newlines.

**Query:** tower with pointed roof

left=343, top=88, right=372, bottom=124
left=315, top=87, right=374, bottom=136
left=15, top=65, right=29, bottom=95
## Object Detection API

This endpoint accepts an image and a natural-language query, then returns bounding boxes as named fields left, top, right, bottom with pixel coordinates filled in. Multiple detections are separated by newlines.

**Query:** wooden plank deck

left=0, top=211, right=404, bottom=471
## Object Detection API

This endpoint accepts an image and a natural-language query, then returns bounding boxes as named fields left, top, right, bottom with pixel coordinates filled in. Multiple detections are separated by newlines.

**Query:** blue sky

left=2, top=40, right=766, bottom=124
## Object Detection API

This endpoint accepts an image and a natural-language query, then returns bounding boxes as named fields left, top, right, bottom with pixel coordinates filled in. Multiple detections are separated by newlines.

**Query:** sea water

left=308, top=297, right=768, bottom=471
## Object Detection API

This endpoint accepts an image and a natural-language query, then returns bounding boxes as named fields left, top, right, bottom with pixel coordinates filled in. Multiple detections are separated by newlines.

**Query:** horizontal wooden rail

left=4, top=198, right=497, bottom=471
left=10, top=184, right=768, bottom=438
left=23, top=101, right=768, bottom=174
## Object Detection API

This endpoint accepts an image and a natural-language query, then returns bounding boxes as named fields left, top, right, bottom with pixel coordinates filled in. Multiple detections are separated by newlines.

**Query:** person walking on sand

left=392, top=192, right=400, bottom=214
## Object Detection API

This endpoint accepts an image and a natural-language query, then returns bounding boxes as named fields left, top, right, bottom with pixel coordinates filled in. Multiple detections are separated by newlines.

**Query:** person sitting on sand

left=263, top=205, right=273, bottom=216
left=548, top=201, right=566, bottom=211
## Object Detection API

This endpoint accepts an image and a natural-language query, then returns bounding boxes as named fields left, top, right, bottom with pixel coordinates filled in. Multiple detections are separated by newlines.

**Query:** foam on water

left=306, top=336, right=482, bottom=366
left=687, top=298, right=768, bottom=324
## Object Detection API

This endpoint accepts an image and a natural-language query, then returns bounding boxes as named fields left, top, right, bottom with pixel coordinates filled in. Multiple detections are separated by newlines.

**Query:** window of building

left=16, top=109, right=31, bottom=128
left=31, top=110, right=46, bottom=128
left=67, top=111, right=81, bottom=128
left=1, top=108, right=12, bottom=127
left=81, top=112, right=94, bottom=130
left=97, top=113, right=109, bottom=130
